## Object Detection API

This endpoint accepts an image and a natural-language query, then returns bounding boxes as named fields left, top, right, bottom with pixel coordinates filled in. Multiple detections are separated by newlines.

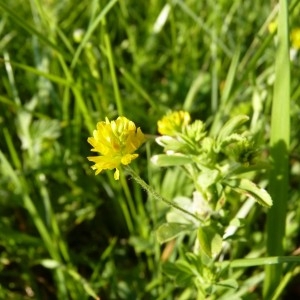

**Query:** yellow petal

left=114, top=168, right=120, bottom=180
left=121, top=154, right=138, bottom=165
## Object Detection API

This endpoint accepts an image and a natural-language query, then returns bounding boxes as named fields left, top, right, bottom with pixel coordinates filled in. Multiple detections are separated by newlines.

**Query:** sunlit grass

left=264, top=0, right=290, bottom=298
left=0, top=0, right=300, bottom=299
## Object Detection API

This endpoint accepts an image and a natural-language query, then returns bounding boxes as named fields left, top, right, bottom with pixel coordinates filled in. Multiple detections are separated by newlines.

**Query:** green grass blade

left=210, top=49, right=240, bottom=136
left=271, top=264, right=300, bottom=300
left=101, top=13, right=124, bottom=116
left=0, top=58, right=72, bottom=86
left=263, top=0, right=290, bottom=297
left=3, top=127, right=22, bottom=170
left=0, top=1, right=62, bottom=54
left=226, top=256, right=300, bottom=268
left=120, top=67, right=158, bottom=110
left=174, top=0, right=232, bottom=57
left=183, top=72, right=210, bottom=112
left=70, top=0, right=118, bottom=68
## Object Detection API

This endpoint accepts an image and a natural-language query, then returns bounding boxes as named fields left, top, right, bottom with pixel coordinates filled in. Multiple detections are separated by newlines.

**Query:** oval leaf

left=198, top=226, right=223, bottom=258
left=151, top=154, right=192, bottom=167
left=156, top=223, right=193, bottom=243
left=216, top=278, right=239, bottom=290
left=225, top=178, right=273, bottom=207
left=39, top=259, right=61, bottom=269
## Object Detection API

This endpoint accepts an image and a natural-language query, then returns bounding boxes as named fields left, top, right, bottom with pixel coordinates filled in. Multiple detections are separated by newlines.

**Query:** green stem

left=125, top=166, right=201, bottom=222
left=37, top=176, right=71, bottom=263
left=119, top=171, right=135, bottom=233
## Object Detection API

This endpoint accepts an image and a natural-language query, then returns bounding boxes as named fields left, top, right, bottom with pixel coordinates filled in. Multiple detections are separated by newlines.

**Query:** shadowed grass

left=0, top=0, right=300, bottom=298
left=263, top=0, right=291, bottom=298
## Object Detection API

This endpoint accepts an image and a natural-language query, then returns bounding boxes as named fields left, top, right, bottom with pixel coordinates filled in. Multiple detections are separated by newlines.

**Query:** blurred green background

left=1, top=0, right=300, bottom=299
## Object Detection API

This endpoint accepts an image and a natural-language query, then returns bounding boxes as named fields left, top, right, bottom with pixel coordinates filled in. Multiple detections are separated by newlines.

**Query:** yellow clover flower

left=157, top=111, right=191, bottom=136
left=87, top=116, right=146, bottom=180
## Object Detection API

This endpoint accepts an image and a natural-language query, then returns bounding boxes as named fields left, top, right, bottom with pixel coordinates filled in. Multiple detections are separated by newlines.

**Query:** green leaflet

left=151, top=154, right=192, bottom=167
left=225, top=178, right=273, bottom=207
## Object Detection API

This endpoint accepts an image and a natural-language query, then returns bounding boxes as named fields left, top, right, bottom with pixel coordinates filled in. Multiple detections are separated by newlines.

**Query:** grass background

left=0, top=0, right=300, bottom=299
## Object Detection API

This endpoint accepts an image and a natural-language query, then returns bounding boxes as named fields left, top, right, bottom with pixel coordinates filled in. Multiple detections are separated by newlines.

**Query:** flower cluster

left=155, top=110, right=207, bottom=156
left=87, top=116, right=146, bottom=180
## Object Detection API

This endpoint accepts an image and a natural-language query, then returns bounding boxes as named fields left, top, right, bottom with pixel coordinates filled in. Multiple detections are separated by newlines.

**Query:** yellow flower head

left=291, top=28, right=300, bottom=50
left=87, top=116, right=146, bottom=180
left=157, top=111, right=191, bottom=136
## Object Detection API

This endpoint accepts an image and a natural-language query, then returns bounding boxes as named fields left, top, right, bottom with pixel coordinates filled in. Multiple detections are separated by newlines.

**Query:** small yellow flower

left=157, top=111, right=191, bottom=136
left=291, top=28, right=300, bottom=50
left=87, top=116, right=146, bottom=180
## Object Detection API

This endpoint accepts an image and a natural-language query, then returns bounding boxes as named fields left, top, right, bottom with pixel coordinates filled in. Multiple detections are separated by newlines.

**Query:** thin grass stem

left=125, top=166, right=201, bottom=222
